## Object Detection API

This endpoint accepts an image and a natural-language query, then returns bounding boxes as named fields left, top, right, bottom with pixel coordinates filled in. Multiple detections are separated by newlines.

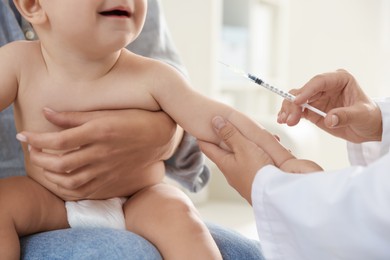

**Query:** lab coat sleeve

left=252, top=98, right=390, bottom=260
left=347, top=98, right=390, bottom=166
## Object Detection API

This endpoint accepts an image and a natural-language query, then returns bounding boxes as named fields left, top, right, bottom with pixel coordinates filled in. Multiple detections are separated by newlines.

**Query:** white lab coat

left=253, top=98, right=390, bottom=260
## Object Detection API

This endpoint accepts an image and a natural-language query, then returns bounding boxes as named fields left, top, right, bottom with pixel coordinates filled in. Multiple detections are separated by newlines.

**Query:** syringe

left=220, top=62, right=327, bottom=118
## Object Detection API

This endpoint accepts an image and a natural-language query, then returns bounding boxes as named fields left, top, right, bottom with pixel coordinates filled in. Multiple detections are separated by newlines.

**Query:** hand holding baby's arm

left=200, top=116, right=323, bottom=204
left=199, top=117, right=274, bottom=204
left=228, top=110, right=323, bottom=173
left=225, top=110, right=296, bottom=168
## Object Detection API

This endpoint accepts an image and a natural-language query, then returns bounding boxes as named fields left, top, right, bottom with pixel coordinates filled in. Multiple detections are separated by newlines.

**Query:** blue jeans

left=20, top=223, right=264, bottom=259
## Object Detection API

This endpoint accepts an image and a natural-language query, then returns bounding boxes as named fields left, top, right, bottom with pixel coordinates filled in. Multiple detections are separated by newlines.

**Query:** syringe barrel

left=248, top=74, right=264, bottom=85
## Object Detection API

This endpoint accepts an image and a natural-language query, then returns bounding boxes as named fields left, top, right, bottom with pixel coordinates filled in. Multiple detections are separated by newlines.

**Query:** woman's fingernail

left=16, top=133, right=27, bottom=142
left=278, top=112, right=287, bottom=122
left=331, top=115, right=339, bottom=127
left=212, top=116, right=226, bottom=130
left=286, top=114, right=293, bottom=123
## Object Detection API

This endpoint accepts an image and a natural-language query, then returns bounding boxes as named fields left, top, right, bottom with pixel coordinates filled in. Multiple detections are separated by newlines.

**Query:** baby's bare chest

left=27, top=76, right=156, bottom=110
left=15, top=73, right=160, bottom=131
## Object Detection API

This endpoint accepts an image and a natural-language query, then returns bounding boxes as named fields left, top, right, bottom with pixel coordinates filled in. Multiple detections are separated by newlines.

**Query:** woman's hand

left=277, top=69, right=382, bottom=143
left=199, top=116, right=274, bottom=204
left=18, top=108, right=180, bottom=200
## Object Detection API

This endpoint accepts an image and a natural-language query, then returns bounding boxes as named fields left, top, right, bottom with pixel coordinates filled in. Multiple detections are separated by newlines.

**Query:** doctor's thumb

left=212, top=116, right=243, bottom=151
left=325, top=107, right=357, bottom=129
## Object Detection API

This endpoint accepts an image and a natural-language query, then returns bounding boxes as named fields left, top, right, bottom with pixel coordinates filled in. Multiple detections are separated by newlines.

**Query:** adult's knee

left=20, top=228, right=163, bottom=260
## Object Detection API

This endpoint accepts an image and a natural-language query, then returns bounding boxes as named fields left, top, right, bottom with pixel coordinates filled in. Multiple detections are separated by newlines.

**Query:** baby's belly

left=88, top=162, right=166, bottom=199
left=25, top=161, right=166, bottom=201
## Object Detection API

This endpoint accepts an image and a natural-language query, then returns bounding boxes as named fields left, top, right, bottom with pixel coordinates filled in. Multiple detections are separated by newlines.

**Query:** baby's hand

left=280, top=158, right=323, bottom=174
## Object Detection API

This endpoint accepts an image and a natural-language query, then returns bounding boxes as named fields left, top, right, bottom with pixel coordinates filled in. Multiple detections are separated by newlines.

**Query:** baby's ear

left=13, top=0, right=47, bottom=25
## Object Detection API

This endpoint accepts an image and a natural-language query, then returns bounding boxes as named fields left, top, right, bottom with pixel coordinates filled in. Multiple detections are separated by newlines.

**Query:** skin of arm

left=148, top=58, right=295, bottom=168
left=0, top=43, right=18, bottom=112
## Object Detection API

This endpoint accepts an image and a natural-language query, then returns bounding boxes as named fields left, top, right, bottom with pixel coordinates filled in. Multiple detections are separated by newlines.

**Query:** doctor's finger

left=278, top=100, right=303, bottom=126
left=198, top=141, right=231, bottom=167
left=212, top=116, right=256, bottom=153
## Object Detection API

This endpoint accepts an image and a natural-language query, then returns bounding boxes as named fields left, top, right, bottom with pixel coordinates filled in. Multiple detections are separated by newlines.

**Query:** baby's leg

left=0, top=176, right=69, bottom=259
left=124, top=183, right=222, bottom=260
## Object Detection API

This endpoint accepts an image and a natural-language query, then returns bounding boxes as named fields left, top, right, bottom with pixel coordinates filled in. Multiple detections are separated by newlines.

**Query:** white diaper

left=65, top=197, right=127, bottom=230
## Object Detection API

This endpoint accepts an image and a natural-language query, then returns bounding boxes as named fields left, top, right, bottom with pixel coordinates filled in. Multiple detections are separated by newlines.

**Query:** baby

left=0, top=0, right=308, bottom=259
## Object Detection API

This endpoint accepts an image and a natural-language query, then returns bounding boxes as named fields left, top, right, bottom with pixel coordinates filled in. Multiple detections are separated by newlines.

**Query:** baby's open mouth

left=99, top=9, right=131, bottom=18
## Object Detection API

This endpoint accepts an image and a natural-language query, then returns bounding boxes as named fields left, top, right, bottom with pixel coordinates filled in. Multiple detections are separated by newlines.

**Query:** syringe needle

left=247, top=74, right=327, bottom=118
left=219, top=61, right=327, bottom=118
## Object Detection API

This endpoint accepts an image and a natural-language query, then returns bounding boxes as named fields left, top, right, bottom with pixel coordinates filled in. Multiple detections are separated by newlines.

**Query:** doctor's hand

left=18, top=109, right=179, bottom=201
left=199, top=116, right=274, bottom=204
left=278, top=69, right=382, bottom=143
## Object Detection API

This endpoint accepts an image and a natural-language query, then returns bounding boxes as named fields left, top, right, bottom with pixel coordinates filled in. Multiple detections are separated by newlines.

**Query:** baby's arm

left=0, top=42, right=19, bottom=112
left=151, top=62, right=294, bottom=167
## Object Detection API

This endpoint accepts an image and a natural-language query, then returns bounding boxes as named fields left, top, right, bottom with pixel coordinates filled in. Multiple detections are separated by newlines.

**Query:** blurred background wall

left=161, top=0, right=390, bottom=169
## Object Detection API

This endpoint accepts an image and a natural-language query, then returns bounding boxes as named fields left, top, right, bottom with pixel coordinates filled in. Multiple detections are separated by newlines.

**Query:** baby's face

left=39, top=0, right=147, bottom=54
